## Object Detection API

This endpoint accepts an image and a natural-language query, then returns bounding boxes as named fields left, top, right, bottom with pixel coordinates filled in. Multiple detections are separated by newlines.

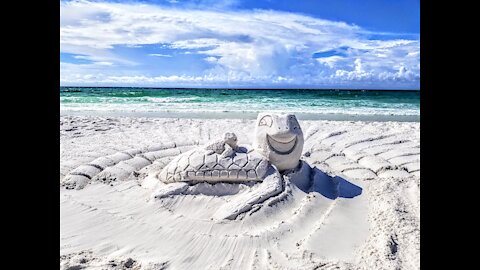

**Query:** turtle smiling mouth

left=266, top=135, right=297, bottom=155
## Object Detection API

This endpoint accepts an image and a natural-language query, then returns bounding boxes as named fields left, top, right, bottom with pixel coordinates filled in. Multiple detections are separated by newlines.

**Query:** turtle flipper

left=213, top=166, right=284, bottom=220
left=220, top=144, right=236, bottom=158
left=151, top=182, right=189, bottom=199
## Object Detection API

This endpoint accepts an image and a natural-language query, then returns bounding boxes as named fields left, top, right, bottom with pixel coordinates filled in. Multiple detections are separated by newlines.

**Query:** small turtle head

left=223, top=132, right=238, bottom=147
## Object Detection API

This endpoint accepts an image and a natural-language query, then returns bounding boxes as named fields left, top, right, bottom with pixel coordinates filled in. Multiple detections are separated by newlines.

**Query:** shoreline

left=60, top=110, right=420, bottom=122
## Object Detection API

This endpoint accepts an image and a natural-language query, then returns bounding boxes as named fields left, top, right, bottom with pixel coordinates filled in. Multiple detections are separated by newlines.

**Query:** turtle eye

left=258, top=115, right=273, bottom=127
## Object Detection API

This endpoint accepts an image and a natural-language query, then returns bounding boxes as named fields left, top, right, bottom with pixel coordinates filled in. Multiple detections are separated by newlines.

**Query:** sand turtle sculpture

left=151, top=112, right=307, bottom=219
left=62, top=112, right=311, bottom=220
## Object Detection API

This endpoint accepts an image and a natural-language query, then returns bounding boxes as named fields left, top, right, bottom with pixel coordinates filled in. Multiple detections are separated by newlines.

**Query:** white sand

left=60, top=115, right=420, bottom=270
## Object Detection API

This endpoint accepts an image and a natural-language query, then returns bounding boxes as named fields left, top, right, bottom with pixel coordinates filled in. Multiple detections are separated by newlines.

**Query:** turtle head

left=253, top=112, right=304, bottom=172
left=223, top=132, right=238, bottom=148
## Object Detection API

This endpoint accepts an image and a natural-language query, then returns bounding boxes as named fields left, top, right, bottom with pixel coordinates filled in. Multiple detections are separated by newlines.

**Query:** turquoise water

left=60, top=87, right=420, bottom=121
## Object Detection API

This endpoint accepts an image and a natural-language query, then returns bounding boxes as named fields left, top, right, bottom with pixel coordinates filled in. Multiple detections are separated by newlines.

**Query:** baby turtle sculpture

left=62, top=112, right=309, bottom=220
left=204, top=132, right=238, bottom=157
left=152, top=112, right=305, bottom=219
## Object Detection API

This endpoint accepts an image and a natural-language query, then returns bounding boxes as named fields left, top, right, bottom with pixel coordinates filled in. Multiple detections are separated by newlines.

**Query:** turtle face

left=253, top=113, right=304, bottom=172
left=223, top=132, right=237, bottom=147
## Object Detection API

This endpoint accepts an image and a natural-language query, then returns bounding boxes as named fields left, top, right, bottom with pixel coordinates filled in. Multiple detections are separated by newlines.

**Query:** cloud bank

left=60, top=0, right=420, bottom=89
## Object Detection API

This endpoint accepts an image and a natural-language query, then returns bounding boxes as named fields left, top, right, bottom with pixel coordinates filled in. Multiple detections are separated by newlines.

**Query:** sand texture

left=60, top=116, right=420, bottom=270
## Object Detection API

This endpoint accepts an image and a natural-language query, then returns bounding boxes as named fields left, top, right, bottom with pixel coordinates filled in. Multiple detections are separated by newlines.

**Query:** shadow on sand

left=291, top=165, right=363, bottom=200
left=312, top=167, right=362, bottom=199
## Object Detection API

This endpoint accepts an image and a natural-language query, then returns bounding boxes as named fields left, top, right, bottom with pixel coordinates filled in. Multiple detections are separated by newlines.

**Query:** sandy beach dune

left=60, top=116, right=419, bottom=270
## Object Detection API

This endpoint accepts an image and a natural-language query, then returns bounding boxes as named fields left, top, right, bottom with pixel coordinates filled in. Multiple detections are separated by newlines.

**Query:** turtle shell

left=158, top=148, right=270, bottom=183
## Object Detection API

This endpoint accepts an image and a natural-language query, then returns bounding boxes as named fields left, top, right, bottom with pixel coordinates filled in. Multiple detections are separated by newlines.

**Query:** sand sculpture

left=153, top=113, right=306, bottom=219
left=158, top=113, right=303, bottom=182
left=63, top=112, right=310, bottom=220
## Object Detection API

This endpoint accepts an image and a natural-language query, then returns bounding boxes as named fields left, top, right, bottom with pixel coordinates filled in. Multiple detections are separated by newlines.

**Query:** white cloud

left=73, top=55, right=88, bottom=59
left=95, top=61, right=113, bottom=66
left=149, top=53, right=172, bottom=57
left=60, top=0, right=420, bottom=88
left=204, top=56, right=217, bottom=62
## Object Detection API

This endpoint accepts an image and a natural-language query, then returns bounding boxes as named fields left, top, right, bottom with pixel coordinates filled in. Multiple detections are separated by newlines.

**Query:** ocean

left=60, top=87, right=420, bottom=122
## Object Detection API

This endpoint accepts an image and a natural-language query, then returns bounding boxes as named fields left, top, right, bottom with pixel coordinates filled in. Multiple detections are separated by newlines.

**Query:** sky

left=60, top=0, right=420, bottom=89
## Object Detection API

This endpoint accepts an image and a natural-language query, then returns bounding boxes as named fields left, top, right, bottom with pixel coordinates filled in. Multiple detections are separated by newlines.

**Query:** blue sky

left=60, top=0, right=420, bottom=89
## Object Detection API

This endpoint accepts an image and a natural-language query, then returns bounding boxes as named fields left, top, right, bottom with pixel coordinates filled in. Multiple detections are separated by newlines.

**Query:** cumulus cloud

left=60, top=0, right=420, bottom=88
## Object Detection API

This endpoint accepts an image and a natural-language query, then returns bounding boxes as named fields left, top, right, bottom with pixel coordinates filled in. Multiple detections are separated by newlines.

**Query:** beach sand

left=60, top=115, right=419, bottom=270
